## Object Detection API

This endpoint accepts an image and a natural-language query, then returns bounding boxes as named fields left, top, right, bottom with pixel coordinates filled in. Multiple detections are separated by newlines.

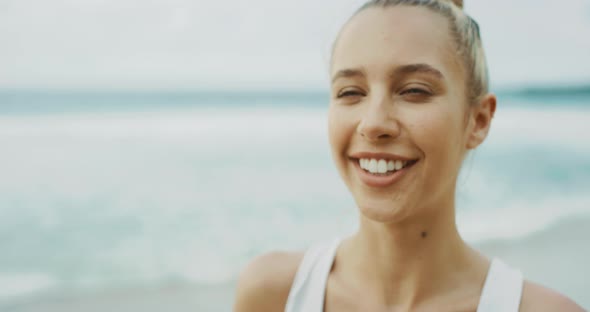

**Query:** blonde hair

left=350, top=0, right=489, bottom=104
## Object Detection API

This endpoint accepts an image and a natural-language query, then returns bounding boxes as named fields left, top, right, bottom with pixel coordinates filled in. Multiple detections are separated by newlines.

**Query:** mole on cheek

left=421, top=231, right=428, bottom=238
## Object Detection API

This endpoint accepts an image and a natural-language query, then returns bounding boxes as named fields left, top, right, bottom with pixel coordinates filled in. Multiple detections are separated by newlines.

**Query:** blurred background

left=1, top=0, right=589, bottom=311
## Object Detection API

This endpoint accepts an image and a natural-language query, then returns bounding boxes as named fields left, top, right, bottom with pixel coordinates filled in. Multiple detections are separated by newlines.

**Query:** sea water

left=0, top=90, right=588, bottom=310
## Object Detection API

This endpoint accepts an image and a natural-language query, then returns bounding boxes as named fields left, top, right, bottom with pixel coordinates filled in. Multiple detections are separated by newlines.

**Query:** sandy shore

left=477, top=215, right=590, bottom=308
left=5, top=215, right=589, bottom=312
left=3, top=282, right=233, bottom=312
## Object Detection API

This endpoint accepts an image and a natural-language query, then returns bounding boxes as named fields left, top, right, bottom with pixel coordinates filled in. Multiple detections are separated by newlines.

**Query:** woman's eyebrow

left=331, top=64, right=444, bottom=84
left=390, top=63, right=445, bottom=80
left=331, top=68, right=366, bottom=84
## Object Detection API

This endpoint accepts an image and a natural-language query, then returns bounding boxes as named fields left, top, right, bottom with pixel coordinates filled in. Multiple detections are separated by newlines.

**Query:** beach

left=0, top=90, right=588, bottom=311
left=4, top=281, right=231, bottom=312
left=2, top=0, right=590, bottom=309
left=4, top=215, right=589, bottom=312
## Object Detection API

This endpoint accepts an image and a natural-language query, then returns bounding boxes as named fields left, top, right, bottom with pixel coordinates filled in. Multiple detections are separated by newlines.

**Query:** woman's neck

left=337, top=201, right=488, bottom=309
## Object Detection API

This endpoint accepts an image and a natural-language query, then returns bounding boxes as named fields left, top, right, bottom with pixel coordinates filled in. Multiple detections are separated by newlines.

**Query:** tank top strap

left=284, top=238, right=341, bottom=312
left=476, top=258, right=524, bottom=312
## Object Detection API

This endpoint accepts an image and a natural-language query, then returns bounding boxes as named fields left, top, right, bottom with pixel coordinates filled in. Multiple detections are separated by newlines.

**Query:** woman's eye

left=401, top=88, right=430, bottom=95
left=337, top=89, right=363, bottom=98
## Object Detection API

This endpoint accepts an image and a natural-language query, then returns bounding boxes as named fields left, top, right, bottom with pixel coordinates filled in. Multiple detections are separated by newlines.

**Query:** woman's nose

left=357, top=95, right=400, bottom=143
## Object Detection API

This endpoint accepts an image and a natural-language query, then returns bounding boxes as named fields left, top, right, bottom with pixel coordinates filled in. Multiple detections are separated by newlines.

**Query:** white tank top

left=285, top=238, right=524, bottom=312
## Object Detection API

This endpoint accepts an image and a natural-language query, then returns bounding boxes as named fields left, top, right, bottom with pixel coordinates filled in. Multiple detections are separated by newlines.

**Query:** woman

left=235, top=0, right=584, bottom=311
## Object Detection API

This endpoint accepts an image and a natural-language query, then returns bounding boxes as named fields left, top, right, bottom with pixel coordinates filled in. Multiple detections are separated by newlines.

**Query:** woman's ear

left=466, top=93, right=496, bottom=149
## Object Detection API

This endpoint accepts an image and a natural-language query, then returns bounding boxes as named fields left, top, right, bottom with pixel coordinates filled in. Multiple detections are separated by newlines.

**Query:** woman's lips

left=352, top=158, right=418, bottom=188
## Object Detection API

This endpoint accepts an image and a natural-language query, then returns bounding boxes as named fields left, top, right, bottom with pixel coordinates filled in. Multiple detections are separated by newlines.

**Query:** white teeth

left=359, top=158, right=413, bottom=174
left=377, top=160, right=387, bottom=173
left=369, top=159, right=378, bottom=173
left=387, top=160, right=395, bottom=171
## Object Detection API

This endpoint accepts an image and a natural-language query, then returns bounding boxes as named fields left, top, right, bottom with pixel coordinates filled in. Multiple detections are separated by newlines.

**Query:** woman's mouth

left=352, top=157, right=419, bottom=187
left=359, top=158, right=417, bottom=175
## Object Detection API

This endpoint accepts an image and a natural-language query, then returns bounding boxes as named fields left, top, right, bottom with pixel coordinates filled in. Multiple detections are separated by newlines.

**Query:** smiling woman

left=234, top=0, right=585, bottom=311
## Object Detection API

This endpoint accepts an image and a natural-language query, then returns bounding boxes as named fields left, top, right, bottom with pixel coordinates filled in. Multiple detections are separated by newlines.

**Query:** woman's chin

left=356, top=199, right=413, bottom=224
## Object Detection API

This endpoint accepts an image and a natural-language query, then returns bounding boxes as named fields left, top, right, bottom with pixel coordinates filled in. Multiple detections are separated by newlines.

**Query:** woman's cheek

left=409, top=107, right=459, bottom=170
left=327, top=107, right=339, bottom=142
left=327, top=108, right=348, bottom=162
left=329, top=106, right=354, bottom=140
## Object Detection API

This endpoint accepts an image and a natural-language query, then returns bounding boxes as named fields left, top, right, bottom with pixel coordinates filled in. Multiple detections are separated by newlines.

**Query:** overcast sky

left=1, top=0, right=589, bottom=90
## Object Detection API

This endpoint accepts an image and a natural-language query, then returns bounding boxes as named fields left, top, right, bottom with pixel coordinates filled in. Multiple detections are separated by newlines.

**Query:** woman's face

left=329, top=6, right=475, bottom=223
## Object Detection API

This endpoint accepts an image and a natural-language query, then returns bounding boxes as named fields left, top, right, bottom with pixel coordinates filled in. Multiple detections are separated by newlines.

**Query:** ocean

left=0, top=89, right=589, bottom=311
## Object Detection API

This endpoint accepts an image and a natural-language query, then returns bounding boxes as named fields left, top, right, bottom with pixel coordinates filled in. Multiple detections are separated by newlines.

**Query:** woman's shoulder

left=233, top=251, right=304, bottom=312
left=519, top=280, right=585, bottom=312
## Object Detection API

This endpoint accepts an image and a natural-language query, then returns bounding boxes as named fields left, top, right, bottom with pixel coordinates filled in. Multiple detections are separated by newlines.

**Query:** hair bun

left=442, top=0, right=463, bottom=9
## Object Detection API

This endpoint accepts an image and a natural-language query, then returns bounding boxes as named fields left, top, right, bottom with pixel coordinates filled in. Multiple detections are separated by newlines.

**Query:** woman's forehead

left=331, top=6, right=462, bottom=80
